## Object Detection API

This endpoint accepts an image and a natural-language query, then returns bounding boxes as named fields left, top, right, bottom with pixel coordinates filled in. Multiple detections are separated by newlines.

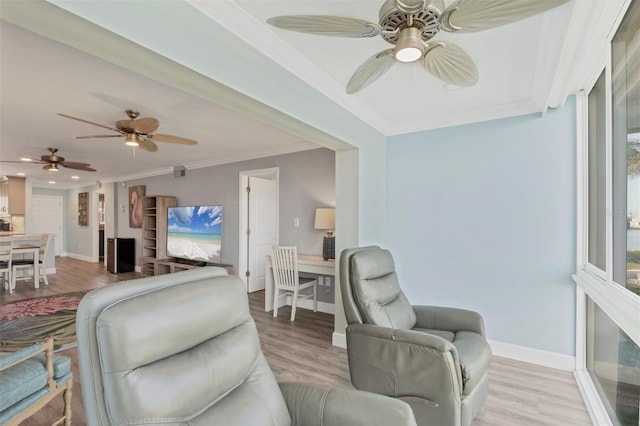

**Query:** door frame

left=92, top=190, right=105, bottom=263
left=238, top=167, right=279, bottom=290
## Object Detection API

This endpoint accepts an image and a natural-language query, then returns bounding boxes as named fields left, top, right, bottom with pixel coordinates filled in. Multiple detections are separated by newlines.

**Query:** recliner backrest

left=341, top=246, right=416, bottom=330
left=77, top=268, right=291, bottom=426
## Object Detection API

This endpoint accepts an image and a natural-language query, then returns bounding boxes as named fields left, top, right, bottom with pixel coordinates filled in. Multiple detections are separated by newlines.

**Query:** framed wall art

left=129, top=185, right=146, bottom=228
left=78, top=192, right=88, bottom=226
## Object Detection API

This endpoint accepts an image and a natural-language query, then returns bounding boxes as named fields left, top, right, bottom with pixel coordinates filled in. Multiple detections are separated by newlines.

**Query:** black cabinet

left=107, top=238, right=135, bottom=273
left=98, top=229, right=105, bottom=259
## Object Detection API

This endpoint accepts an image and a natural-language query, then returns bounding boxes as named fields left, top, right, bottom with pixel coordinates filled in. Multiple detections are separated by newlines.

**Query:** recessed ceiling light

left=16, top=173, right=25, bottom=176
left=48, top=181, right=56, bottom=184
left=20, top=157, right=32, bottom=162
left=71, top=176, right=80, bottom=179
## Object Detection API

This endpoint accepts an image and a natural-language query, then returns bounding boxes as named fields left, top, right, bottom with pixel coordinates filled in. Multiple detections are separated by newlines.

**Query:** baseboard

left=65, top=253, right=96, bottom=263
left=135, top=265, right=142, bottom=273
left=332, top=331, right=346, bottom=348
left=488, top=339, right=575, bottom=371
left=295, top=298, right=335, bottom=314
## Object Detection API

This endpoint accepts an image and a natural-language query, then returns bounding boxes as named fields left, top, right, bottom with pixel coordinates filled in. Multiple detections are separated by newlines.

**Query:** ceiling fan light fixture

left=394, top=27, right=424, bottom=63
left=45, top=163, right=59, bottom=172
left=125, top=133, right=140, bottom=147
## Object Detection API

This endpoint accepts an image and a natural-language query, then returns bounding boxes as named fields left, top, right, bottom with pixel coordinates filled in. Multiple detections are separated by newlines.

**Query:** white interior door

left=31, top=195, right=63, bottom=255
left=247, top=176, right=277, bottom=293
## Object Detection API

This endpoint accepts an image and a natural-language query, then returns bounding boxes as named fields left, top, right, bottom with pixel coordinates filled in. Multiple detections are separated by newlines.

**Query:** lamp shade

left=314, top=208, right=335, bottom=231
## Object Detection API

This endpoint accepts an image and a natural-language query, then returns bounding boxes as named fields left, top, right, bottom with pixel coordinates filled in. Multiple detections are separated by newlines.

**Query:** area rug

left=0, top=291, right=88, bottom=351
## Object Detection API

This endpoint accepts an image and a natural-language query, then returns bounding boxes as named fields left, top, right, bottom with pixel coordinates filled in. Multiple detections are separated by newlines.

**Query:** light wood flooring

left=1, top=257, right=592, bottom=425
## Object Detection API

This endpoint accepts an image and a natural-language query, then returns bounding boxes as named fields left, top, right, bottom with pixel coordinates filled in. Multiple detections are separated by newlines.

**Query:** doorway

left=238, top=168, right=279, bottom=293
left=31, top=195, right=63, bottom=256
left=92, top=191, right=105, bottom=263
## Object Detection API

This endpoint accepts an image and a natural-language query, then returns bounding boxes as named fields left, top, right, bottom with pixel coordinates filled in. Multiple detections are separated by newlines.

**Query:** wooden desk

left=264, top=254, right=335, bottom=312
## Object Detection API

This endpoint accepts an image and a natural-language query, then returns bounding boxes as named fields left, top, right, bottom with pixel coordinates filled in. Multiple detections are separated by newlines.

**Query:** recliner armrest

left=279, top=382, right=416, bottom=426
left=346, top=324, right=464, bottom=400
left=412, top=305, right=486, bottom=336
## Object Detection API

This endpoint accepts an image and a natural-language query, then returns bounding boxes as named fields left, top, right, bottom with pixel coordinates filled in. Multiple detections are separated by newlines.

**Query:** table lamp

left=314, top=208, right=335, bottom=260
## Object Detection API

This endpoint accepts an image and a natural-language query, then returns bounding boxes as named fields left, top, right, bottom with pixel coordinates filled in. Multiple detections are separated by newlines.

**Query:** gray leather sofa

left=76, top=267, right=416, bottom=426
left=340, top=246, right=492, bottom=426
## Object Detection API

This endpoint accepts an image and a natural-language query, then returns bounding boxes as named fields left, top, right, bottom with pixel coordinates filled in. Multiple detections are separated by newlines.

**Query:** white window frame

left=573, top=1, right=640, bottom=423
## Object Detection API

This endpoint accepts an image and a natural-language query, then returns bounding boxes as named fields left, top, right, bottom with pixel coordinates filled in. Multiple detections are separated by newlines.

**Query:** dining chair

left=0, top=236, right=10, bottom=290
left=37, top=233, right=52, bottom=286
left=9, top=235, right=39, bottom=294
left=271, top=246, right=318, bottom=321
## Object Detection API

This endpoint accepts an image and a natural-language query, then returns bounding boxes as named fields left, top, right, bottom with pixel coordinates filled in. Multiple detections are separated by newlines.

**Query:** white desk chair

left=0, top=236, right=10, bottom=290
left=271, top=246, right=317, bottom=321
left=10, top=235, right=39, bottom=294
left=38, top=233, right=52, bottom=286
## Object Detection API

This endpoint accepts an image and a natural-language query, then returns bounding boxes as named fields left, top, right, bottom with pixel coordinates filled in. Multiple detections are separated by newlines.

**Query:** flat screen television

left=167, top=205, right=222, bottom=264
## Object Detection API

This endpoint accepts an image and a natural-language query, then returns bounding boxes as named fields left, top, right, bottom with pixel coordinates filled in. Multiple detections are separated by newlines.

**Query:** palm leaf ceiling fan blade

left=0, top=160, right=45, bottom=164
left=57, top=113, right=122, bottom=133
left=346, top=49, right=395, bottom=94
left=61, top=161, right=92, bottom=168
left=267, top=15, right=382, bottom=38
left=151, top=133, right=198, bottom=145
left=139, top=138, right=158, bottom=152
left=117, top=117, right=159, bottom=134
left=5, top=148, right=97, bottom=172
left=441, top=0, right=570, bottom=33
left=76, top=134, right=123, bottom=139
left=423, top=42, right=478, bottom=86
left=62, top=162, right=96, bottom=172
left=59, top=109, right=197, bottom=151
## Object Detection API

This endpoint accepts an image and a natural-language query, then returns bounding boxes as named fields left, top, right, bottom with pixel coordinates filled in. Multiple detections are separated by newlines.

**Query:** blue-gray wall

left=116, top=148, right=335, bottom=274
left=386, top=98, right=577, bottom=355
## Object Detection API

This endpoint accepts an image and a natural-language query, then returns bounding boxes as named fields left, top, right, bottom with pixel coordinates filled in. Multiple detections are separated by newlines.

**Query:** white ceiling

left=0, top=0, right=609, bottom=189
left=0, top=20, right=318, bottom=189
left=205, top=0, right=574, bottom=134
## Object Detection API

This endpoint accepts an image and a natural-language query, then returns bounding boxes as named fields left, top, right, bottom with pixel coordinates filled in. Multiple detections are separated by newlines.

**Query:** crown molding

left=184, top=141, right=320, bottom=171
left=387, top=99, right=539, bottom=135
left=546, top=0, right=632, bottom=108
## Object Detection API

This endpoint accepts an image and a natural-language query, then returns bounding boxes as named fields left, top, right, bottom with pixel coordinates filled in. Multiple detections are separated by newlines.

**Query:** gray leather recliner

left=340, top=246, right=492, bottom=426
left=76, top=267, right=416, bottom=426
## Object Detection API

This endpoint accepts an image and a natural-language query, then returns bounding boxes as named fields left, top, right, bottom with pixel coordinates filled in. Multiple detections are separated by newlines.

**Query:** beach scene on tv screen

left=167, top=205, right=222, bottom=263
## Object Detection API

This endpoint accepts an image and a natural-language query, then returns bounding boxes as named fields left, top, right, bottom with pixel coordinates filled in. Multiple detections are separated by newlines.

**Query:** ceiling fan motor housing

left=41, top=148, right=64, bottom=163
left=379, top=0, right=443, bottom=45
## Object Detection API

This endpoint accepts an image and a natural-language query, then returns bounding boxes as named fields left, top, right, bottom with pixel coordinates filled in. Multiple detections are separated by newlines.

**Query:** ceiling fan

left=57, top=109, right=198, bottom=152
left=0, top=148, right=96, bottom=172
left=267, top=0, right=570, bottom=93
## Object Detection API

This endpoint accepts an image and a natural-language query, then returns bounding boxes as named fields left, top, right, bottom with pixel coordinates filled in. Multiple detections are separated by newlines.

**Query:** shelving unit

left=140, top=195, right=176, bottom=276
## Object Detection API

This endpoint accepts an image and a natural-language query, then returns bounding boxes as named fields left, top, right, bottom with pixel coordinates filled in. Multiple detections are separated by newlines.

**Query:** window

left=577, top=1, right=640, bottom=424
left=588, top=71, right=607, bottom=272
left=611, top=0, right=640, bottom=294
left=586, top=298, right=640, bottom=426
